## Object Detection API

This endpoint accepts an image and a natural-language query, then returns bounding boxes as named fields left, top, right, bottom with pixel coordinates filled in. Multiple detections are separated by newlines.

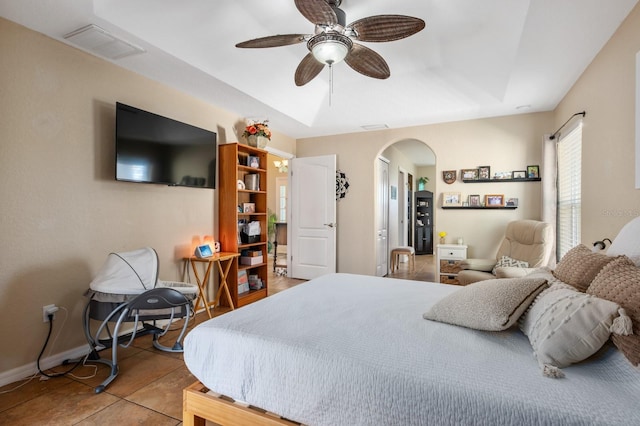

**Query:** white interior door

left=376, top=157, right=389, bottom=276
left=290, top=155, right=337, bottom=280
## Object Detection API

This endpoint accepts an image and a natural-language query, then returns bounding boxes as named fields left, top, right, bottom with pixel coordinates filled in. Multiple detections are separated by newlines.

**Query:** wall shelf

left=461, top=177, right=541, bottom=183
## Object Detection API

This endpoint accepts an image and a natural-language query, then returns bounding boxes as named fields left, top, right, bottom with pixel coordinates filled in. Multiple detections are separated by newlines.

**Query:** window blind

left=556, top=122, right=582, bottom=260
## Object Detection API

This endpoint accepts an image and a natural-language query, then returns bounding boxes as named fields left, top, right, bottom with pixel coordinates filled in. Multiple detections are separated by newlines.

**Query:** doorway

left=379, top=139, right=436, bottom=274
left=266, top=150, right=292, bottom=277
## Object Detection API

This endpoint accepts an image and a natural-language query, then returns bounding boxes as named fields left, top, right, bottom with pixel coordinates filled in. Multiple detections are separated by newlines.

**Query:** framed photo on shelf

left=468, top=194, right=481, bottom=207
left=527, top=165, right=540, bottom=178
left=506, top=198, right=519, bottom=207
left=478, top=166, right=491, bottom=180
left=461, top=169, right=479, bottom=180
left=512, top=170, right=526, bottom=179
left=485, top=194, right=505, bottom=207
left=242, top=202, right=255, bottom=213
left=247, top=156, right=260, bottom=168
left=443, top=192, right=462, bottom=207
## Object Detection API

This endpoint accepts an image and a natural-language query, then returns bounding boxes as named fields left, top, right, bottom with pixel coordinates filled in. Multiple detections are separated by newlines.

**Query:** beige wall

left=297, top=112, right=553, bottom=272
left=554, top=3, right=640, bottom=244
left=0, top=18, right=295, bottom=377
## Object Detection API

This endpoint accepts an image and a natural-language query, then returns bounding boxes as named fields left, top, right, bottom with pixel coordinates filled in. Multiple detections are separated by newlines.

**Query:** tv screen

left=115, top=102, right=216, bottom=189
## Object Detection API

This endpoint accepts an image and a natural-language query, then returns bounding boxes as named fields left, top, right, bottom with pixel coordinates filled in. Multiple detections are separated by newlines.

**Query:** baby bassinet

left=79, top=247, right=198, bottom=393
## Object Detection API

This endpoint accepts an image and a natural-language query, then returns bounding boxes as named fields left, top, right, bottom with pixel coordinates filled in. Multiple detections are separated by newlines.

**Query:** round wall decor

left=442, top=170, right=457, bottom=184
left=336, top=170, right=350, bottom=200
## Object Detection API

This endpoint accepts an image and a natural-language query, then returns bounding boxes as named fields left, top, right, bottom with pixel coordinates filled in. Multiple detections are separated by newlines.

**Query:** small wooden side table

left=187, top=252, right=240, bottom=318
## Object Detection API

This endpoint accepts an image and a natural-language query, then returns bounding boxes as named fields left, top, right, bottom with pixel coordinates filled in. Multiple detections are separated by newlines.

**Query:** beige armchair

left=457, top=220, right=554, bottom=286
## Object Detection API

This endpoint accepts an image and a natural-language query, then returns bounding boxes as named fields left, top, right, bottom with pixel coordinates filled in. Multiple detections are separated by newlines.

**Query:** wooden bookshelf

left=218, top=143, right=269, bottom=307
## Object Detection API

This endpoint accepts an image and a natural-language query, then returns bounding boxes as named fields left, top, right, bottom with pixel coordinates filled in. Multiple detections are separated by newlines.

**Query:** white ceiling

left=1, top=0, right=638, bottom=147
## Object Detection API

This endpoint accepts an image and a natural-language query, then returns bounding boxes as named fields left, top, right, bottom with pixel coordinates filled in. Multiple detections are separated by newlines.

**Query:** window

left=276, top=176, right=288, bottom=222
left=556, top=122, right=582, bottom=260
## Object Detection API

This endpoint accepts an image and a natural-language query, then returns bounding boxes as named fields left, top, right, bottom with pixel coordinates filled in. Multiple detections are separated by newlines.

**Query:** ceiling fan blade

left=348, top=15, right=425, bottom=42
left=294, top=0, right=338, bottom=26
left=236, top=34, right=309, bottom=48
left=295, top=53, right=326, bottom=86
left=344, top=43, right=390, bottom=79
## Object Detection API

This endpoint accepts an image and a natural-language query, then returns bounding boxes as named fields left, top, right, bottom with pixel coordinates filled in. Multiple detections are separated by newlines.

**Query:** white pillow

left=423, top=277, right=547, bottom=331
left=492, top=255, right=529, bottom=275
left=520, top=284, right=626, bottom=377
left=607, top=216, right=640, bottom=266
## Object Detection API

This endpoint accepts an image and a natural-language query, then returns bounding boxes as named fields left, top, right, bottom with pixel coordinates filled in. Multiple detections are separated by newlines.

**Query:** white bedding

left=184, top=273, right=640, bottom=426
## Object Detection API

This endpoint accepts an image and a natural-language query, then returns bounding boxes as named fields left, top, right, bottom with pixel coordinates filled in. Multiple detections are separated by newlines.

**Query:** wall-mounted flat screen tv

left=115, top=102, right=216, bottom=189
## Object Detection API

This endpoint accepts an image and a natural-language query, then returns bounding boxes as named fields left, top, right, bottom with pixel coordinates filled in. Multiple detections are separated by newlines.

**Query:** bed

left=183, top=271, right=640, bottom=425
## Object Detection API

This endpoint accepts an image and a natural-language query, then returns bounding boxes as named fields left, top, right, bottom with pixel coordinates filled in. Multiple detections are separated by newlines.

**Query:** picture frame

left=242, top=202, right=255, bottom=213
left=461, top=168, right=479, bottom=180
left=512, top=170, right=526, bottom=179
left=485, top=194, right=505, bottom=207
left=527, top=165, right=540, bottom=179
left=247, top=156, right=260, bottom=168
left=443, top=192, right=462, bottom=207
left=506, top=197, right=519, bottom=207
left=478, top=166, right=491, bottom=180
left=493, top=171, right=512, bottom=180
left=468, top=194, right=481, bottom=207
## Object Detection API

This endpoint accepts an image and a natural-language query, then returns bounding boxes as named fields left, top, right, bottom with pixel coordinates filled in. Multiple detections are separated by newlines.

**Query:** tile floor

left=0, top=255, right=433, bottom=425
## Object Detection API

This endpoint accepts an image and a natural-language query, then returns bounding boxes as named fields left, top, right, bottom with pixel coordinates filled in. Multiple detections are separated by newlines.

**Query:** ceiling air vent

left=63, top=24, right=145, bottom=60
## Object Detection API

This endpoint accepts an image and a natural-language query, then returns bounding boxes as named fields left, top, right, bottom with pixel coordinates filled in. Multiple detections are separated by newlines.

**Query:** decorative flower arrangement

left=438, top=231, right=447, bottom=244
left=242, top=120, right=271, bottom=140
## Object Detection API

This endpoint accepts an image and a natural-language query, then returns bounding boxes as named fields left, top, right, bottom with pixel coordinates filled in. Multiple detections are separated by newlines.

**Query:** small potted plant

left=418, top=176, right=429, bottom=191
left=267, top=209, right=278, bottom=253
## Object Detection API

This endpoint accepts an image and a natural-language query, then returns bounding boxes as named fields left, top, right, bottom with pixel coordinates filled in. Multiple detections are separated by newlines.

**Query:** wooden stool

left=390, top=246, right=415, bottom=272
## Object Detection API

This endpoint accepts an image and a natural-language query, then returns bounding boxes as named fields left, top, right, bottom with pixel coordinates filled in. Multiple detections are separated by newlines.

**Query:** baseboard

left=0, top=344, right=90, bottom=388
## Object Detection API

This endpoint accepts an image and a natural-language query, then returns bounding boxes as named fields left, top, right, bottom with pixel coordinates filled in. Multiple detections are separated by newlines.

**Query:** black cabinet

left=414, top=191, right=433, bottom=254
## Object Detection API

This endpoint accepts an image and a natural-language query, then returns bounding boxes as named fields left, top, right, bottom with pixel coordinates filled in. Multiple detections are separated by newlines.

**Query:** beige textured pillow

left=553, top=244, right=618, bottom=292
left=423, top=277, right=547, bottom=331
left=587, top=256, right=640, bottom=365
left=520, top=284, right=623, bottom=377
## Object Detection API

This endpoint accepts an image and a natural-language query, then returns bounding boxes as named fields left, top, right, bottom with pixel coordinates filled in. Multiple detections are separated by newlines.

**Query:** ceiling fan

left=235, top=0, right=425, bottom=86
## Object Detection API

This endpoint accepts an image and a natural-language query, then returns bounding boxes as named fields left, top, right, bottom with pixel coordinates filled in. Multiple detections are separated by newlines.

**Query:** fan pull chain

left=329, top=63, right=333, bottom=106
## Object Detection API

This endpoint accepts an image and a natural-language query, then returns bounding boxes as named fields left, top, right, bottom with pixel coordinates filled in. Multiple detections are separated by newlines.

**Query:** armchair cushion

left=459, top=258, right=496, bottom=272
left=494, top=266, right=536, bottom=279
left=457, top=270, right=495, bottom=286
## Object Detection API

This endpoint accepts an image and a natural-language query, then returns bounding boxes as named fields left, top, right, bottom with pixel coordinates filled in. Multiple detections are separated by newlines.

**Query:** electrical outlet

left=43, top=304, right=56, bottom=322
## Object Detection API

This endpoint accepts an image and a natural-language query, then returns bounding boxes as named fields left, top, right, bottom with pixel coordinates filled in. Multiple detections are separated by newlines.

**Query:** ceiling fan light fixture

left=308, top=33, right=352, bottom=65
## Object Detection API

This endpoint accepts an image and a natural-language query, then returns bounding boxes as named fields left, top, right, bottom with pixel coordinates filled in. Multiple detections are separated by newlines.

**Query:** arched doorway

left=378, top=139, right=436, bottom=275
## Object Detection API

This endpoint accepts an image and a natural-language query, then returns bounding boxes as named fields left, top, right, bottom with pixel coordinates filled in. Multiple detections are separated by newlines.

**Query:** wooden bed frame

left=183, top=381, right=302, bottom=426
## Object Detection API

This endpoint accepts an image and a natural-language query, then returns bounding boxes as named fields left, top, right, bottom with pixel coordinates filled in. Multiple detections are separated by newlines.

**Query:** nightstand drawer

left=440, top=275, right=461, bottom=285
left=440, top=260, right=463, bottom=274
left=437, top=246, right=467, bottom=260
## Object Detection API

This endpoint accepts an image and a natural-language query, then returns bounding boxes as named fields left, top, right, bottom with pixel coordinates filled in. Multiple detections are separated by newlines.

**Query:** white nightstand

left=436, top=244, right=468, bottom=285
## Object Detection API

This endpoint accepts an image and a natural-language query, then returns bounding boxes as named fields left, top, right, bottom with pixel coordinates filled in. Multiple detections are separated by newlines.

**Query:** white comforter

left=184, top=273, right=640, bottom=426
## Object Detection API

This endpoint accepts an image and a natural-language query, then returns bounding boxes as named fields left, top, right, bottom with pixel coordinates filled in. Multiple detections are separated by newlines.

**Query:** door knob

left=324, top=223, right=336, bottom=228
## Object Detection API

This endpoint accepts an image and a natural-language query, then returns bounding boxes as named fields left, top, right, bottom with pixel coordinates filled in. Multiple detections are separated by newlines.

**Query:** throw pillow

left=492, top=255, right=529, bottom=275
left=606, top=217, right=640, bottom=266
left=423, top=277, right=547, bottom=331
left=521, top=284, right=630, bottom=377
left=553, top=244, right=618, bottom=292
left=587, top=256, right=640, bottom=365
